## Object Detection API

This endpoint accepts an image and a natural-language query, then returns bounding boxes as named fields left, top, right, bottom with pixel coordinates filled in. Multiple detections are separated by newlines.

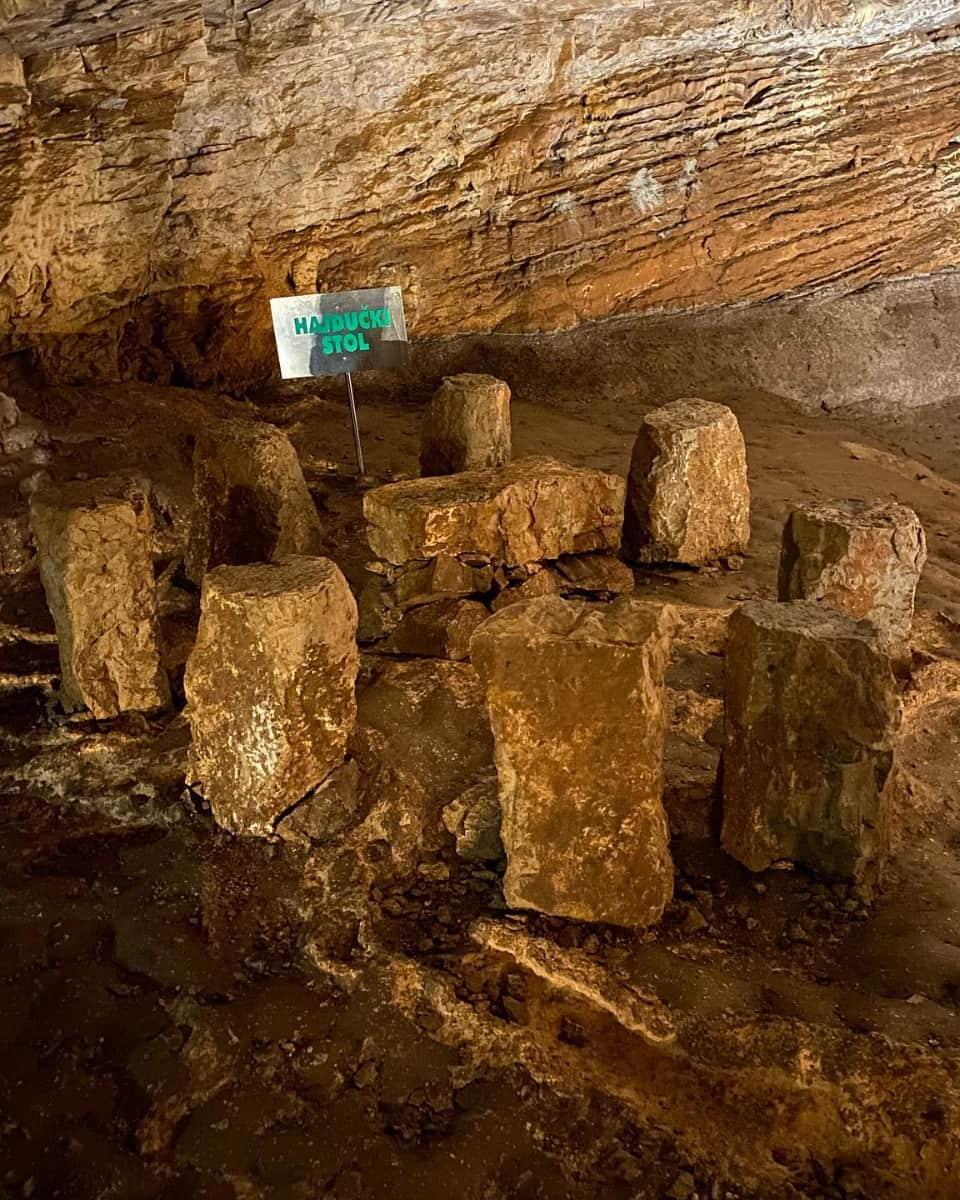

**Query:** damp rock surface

left=721, top=599, right=901, bottom=881
left=471, top=595, right=677, bottom=926
left=623, top=398, right=750, bottom=565
left=420, top=373, right=512, bottom=476
left=30, top=475, right=170, bottom=717
left=184, top=555, right=358, bottom=836
left=778, top=499, right=927, bottom=641
left=364, top=456, right=624, bottom=567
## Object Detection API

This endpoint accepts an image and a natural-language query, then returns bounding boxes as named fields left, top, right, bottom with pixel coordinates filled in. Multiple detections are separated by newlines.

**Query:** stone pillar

left=471, top=596, right=677, bottom=927
left=622, top=398, right=750, bottom=565
left=721, top=600, right=901, bottom=882
left=30, top=476, right=170, bottom=717
left=184, top=556, right=358, bottom=836
left=185, top=417, right=322, bottom=582
left=778, top=499, right=926, bottom=641
left=420, top=373, right=511, bottom=476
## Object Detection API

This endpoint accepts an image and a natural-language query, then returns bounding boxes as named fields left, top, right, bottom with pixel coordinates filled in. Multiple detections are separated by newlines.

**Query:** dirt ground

left=2, top=362, right=960, bottom=1200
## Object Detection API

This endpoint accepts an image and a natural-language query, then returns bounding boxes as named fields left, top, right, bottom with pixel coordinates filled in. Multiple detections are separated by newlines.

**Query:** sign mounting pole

left=344, top=372, right=365, bottom=476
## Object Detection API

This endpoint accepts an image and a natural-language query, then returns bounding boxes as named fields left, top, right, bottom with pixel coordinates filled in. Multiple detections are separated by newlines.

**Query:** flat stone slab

left=471, top=596, right=677, bottom=927
left=721, top=599, right=901, bottom=882
left=420, top=373, right=512, bottom=476
left=184, top=556, right=358, bottom=836
left=778, top=499, right=927, bottom=641
left=30, top=476, right=170, bottom=717
left=364, top=456, right=625, bottom=567
left=623, top=398, right=750, bottom=565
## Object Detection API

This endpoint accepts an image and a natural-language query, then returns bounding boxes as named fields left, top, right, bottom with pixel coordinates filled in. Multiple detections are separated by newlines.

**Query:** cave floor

left=1, top=380, right=960, bottom=1200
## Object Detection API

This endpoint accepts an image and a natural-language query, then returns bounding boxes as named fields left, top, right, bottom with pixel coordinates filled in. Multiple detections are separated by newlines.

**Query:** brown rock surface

left=778, top=499, right=927, bottom=641
left=1, top=5, right=959, bottom=389
left=623, top=398, right=750, bottom=565
left=364, top=456, right=624, bottom=567
left=471, top=595, right=677, bottom=926
left=185, top=418, right=322, bottom=583
left=420, top=374, right=512, bottom=476
left=385, top=597, right=490, bottom=661
left=184, top=556, right=358, bottom=836
left=30, top=476, right=170, bottom=717
left=721, top=600, right=901, bottom=881
left=442, top=776, right=504, bottom=863
left=391, top=555, right=495, bottom=610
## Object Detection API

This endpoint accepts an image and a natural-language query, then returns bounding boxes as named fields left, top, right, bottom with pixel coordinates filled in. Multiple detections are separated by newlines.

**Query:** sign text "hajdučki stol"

left=291, top=306, right=393, bottom=357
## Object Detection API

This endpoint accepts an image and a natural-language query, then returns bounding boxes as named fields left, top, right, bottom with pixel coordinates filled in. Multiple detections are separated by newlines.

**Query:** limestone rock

left=385, top=598, right=490, bottom=661
left=30, top=476, right=170, bottom=717
left=391, top=555, right=495, bottom=610
left=471, top=596, right=678, bottom=927
left=442, top=776, right=504, bottom=863
left=778, top=500, right=927, bottom=641
left=365, top=456, right=624, bottom=567
left=554, top=552, right=635, bottom=594
left=0, top=392, right=47, bottom=456
left=275, top=759, right=363, bottom=845
left=184, top=556, right=358, bottom=837
left=357, top=575, right=402, bottom=644
left=185, top=418, right=322, bottom=583
left=721, top=600, right=901, bottom=882
left=623, top=399, right=750, bottom=565
left=491, top=566, right=565, bottom=612
left=420, top=373, right=512, bottom=476
left=0, top=510, right=32, bottom=575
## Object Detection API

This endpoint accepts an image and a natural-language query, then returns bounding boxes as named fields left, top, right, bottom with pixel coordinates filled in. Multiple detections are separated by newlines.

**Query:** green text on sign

left=292, top=308, right=392, bottom=355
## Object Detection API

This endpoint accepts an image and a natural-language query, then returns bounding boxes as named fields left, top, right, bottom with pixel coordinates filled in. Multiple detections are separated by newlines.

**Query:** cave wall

left=1, top=0, right=959, bottom=388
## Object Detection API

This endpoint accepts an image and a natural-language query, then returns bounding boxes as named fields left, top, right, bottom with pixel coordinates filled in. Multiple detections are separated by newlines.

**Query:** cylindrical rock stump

left=471, top=595, right=677, bottom=927
left=778, top=499, right=926, bottom=641
left=419, top=373, right=512, bottom=476
left=622, top=398, right=750, bottom=565
left=184, top=556, right=358, bottom=836
left=721, top=600, right=901, bottom=882
left=30, top=476, right=170, bottom=717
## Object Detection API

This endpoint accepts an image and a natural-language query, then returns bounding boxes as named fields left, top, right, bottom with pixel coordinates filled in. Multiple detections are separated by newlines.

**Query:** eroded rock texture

left=623, top=398, right=750, bottom=565
left=364, top=456, right=624, bottom=567
left=420, top=374, right=512, bottom=476
left=472, top=596, right=677, bottom=927
left=185, top=417, right=322, bottom=583
left=2, top=2, right=959, bottom=386
left=778, top=499, right=927, bottom=641
left=184, top=556, right=358, bottom=836
left=30, top=476, right=170, bottom=717
left=722, top=600, right=901, bottom=882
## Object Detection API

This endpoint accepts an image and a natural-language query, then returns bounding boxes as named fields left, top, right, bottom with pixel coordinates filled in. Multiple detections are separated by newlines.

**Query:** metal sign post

left=269, top=286, right=409, bottom=478
left=344, top=372, right=364, bottom=475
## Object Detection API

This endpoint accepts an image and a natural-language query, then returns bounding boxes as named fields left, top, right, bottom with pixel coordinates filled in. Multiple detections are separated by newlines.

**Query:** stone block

left=364, top=456, right=624, bottom=567
left=471, top=596, right=678, bottom=927
left=185, top=417, right=322, bottom=582
left=385, top=597, right=489, bottom=660
left=721, top=600, right=901, bottom=881
left=184, top=556, right=358, bottom=836
left=391, top=555, right=494, bottom=609
left=30, top=476, right=170, bottom=717
left=554, top=552, right=635, bottom=594
left=442, top=776, right=504, bottom=862
left=623, top=398, right=750, bottom=565
left=420, top=373, right=512, bottom=475
left=275, top=760, right=362, bottom=844
left=490, top=566, right=564, bottom=612
left=778, top=499, right=926, bottom=641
